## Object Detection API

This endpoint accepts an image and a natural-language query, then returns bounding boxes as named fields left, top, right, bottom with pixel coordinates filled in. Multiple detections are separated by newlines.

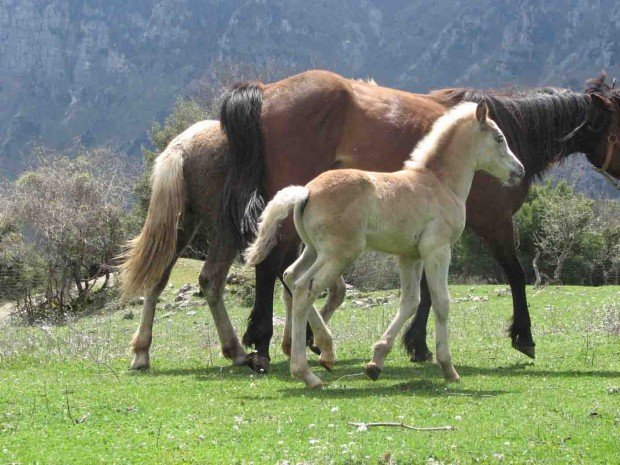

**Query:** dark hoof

left=319, top=360, right=333, bottom=372
left=410, top=349, right=434, bottom=364
left=309, top=344, right=322, bottom=356
left=365, top=363, right=382, bottom=381
left=512, top=342, right=536, bottom=359
left=244, top=352, right=271, bottom=374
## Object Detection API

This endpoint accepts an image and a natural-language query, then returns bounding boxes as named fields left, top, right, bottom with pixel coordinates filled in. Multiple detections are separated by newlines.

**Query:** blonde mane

left=404, top=102, right=477, bottom=169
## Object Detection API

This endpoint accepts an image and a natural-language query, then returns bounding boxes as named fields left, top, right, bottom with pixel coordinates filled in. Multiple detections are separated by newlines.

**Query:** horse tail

left=119, top=144, right=185, bottom=300
left=219, top=81, right=266, bottom=245
left=243, top=186, right=309, bottom=266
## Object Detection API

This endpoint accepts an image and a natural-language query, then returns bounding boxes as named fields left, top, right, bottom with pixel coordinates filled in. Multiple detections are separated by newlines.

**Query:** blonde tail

left=119, top=145, right=185, bottom=299
left=243, top=186, right=309, bottom=266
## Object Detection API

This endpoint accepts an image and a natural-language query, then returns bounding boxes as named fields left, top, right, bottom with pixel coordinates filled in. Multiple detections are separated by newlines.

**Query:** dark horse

left=120, top=71, right=620, bottom=373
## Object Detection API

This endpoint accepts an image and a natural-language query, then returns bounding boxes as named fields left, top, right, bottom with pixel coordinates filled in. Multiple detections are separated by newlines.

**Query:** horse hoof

left=244, top=352, right=270, bottom=374
left=309, top=344, right=322, bottom=356
left=130, top=352, right=150, bottom=371
left=444, top=373, right=460, bottom=383
left=319, top=359, right=334, bottom=372
left=512, top=341, right=536, bottom=359
left=302, top=373, right=323, bottom=389
left=129, top=363, right=149, bottom=371
left=411, top=350, right=434, bottom=364
left=365, top=363, right=382, bottom=381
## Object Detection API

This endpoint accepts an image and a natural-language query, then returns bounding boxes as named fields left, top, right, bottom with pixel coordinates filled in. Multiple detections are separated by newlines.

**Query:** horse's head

left=472, top=102, right=524, bottom=186
left=584, top=72, right=620, bottom=185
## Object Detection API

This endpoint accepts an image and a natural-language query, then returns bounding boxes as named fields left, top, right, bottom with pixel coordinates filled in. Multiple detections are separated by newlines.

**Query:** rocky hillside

left=2, top=0, right=620, bottom=187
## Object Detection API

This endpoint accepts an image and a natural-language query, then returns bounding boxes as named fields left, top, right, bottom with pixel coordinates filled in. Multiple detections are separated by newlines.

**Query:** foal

left=245, top=102, right=524, bottom=388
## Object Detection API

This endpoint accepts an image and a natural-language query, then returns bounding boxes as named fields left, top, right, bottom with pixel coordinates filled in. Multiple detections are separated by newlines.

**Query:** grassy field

left=0, top=259, right=618, bottom=464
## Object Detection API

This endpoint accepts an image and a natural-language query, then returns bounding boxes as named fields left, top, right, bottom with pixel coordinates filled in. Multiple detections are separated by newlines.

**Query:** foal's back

left=303, top=167, right=453, bottom=257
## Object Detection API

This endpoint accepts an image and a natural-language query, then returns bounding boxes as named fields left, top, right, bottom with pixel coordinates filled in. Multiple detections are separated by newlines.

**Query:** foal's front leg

left=366, top=257, right=422, bottom=380
left=424, top=246, right=459, bottom=382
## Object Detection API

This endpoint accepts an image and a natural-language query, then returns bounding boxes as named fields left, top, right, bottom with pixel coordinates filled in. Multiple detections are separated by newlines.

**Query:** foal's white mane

left=404, top=102, right=478, bottom=169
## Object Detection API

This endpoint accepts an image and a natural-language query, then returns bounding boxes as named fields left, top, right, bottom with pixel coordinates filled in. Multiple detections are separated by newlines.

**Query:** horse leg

left=282, top=275, right=344, bottom=357
left=282, top=247, right=334, bottom=369
left=477, top=219, right=535, bottom=359
left=130, top=218, right=196, bottom=370
left=490, top=242, right=535, bottom=359
left=319, top=276, right=346, bottom=323
left=130, top=263, right=175, bottom=370
left=424, top=246, right=459, bottom=382
left=242, top=243, right=293, bottom=370
left=199, top=243, right=248, bottom=368
left=367, top=257, right=422, bottom=380
left=402, top=272, right=434, bottom=363
left=290, top=256, right=343, bottom=388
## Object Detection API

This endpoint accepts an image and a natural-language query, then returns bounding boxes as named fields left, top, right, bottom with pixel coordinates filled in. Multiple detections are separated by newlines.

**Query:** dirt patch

left=0, top=302, right=15, bottom=326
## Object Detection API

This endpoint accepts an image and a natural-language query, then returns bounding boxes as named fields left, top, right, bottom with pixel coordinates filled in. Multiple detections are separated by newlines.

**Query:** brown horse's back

left=261, top=70, right=447, bottom=195
left=262, top=71, right=352, bottom=196
left=341, top=81, right=445, bottom=171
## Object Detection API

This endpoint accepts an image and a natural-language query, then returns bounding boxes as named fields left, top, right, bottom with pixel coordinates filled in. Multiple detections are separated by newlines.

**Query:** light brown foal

left=245, top=102, right=524, bottom=388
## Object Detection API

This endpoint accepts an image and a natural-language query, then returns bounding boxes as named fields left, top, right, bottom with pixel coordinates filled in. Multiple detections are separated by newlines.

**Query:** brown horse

left=245, top=102, right=524, bottom=388
left=220, top=70, right=620, bottom=371
left=120, top=71, right=620, bottom=373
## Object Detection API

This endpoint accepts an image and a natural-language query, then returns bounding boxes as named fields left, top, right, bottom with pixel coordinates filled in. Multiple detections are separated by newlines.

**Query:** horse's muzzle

left=508, top=166, right=525, bottom=185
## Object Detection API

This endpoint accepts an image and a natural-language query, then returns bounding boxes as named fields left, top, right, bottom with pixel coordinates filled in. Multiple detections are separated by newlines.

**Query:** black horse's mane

left=432, top=85, right=612, bottom=180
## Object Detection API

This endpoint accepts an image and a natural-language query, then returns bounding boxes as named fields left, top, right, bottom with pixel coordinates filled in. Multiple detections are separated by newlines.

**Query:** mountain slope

left=1, top=0, right=619, bottom=190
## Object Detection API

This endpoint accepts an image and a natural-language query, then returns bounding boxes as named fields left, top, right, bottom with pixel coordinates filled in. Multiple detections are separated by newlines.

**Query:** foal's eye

left=495, top=135, right=504, bottom=144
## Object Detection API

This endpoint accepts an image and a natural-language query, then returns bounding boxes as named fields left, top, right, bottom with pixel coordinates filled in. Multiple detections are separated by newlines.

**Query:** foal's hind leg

left=290, top=257, right=344, bottom=388
left=367, top=257, right=422, bottom=380
left=199, top=240, right=248, bottom=368
left=281, top=276, right=345, bottom=357
left=283, top=248, right=335, bottom=367
left=320, top=276, right=346, bottom=323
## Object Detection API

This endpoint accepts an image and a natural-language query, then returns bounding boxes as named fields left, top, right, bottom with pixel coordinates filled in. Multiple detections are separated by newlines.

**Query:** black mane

left=433, top=86, right=612, bottom=181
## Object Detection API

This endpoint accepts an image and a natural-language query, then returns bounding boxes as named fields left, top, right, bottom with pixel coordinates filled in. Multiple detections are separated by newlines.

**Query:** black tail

left=220, top=82, right=266, bottom=246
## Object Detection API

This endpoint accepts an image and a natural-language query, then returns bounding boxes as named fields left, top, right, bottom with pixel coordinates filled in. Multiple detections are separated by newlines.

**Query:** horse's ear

left=596, top=69, right=607, bottom=86
left=476, top=101, right=488, bottom=124
left=591, top=93, right=613, bottom=111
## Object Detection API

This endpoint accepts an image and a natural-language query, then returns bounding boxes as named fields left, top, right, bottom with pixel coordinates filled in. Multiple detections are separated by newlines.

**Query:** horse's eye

left=495, top=135, right=504, bottom=143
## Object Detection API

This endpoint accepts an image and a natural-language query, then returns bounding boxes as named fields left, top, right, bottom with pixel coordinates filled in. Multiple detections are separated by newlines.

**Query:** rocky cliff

left=1, top=0, right=619, bottom=182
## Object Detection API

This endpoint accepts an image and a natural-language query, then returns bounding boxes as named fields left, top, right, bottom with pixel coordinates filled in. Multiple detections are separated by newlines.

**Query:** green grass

left=0, top=259, right=618, bottom=464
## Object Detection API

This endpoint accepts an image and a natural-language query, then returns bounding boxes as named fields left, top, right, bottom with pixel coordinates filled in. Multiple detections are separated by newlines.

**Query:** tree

left=533, top=183, right=596, bottom=284
left=7, top=147, right=132, bottom=321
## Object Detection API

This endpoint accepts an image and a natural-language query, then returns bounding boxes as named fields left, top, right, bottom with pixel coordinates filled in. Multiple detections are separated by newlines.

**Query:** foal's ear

left=475, top=101, right=488, bottom=124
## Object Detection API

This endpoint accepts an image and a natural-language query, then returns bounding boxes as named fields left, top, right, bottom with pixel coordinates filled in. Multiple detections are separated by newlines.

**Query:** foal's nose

left=515, top=164, right=525, bottom=178
left=509, top=164, right=525, bottom=184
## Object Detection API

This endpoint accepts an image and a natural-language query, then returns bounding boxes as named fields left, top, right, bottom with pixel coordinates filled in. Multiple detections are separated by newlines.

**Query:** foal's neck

left=411, top=131, right=478, bottom=201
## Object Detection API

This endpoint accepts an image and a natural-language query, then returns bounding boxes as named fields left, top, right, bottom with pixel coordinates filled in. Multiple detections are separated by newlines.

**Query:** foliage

left=0, top=259, right=618, bottom=464
left=515, top=181, right=619, bottom=285
left=4, top=148, right=133, bottom=321
left=444, top=180, right=620, bottom=286
left=0, top=196, right=44, bottom=303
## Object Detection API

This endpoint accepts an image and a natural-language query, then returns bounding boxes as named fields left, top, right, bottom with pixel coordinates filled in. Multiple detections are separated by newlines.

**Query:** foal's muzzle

left=508, top=165, right=525, bottom=185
